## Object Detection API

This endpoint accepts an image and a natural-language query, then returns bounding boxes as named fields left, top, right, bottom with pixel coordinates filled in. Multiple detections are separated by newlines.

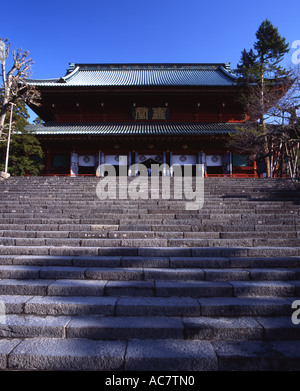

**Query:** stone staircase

left=0, top=176, right=299, bottom=371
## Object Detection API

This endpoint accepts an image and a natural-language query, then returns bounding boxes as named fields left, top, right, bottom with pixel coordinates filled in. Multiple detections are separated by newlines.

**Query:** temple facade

left=26, top=62, right=255, bottom=177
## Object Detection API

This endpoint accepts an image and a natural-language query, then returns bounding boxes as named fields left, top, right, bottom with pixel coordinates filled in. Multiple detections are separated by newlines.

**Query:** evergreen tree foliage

left=231, top=19, right=293, bottom=177
left=236, top=19, right=289, bottom=85
left=0, top=98, right=44, bottom=176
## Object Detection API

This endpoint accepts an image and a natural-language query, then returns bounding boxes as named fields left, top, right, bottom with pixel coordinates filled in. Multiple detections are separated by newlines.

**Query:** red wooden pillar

left=253, top=161, right=258, bottom=178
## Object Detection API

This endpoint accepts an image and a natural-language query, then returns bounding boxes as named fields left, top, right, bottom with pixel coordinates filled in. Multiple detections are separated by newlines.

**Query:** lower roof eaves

left=25, top=122, right=240, bottom=136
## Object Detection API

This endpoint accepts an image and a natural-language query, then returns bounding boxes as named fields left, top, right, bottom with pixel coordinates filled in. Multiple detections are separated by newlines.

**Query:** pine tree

left=233, top=19, right=290, bottom=177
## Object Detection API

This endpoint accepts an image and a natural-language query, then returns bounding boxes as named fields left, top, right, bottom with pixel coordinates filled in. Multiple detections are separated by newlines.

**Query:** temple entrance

left=206, top=166, right=223, bottom=175
left=206, top=155, right=223, bottom=175
left=142, top=158, right=163, bottom=176
left=75, top=155, right=95, bottom=175
left=143, top=158, right=160, bottom=169
left=78, top=166, right=95, bottom=175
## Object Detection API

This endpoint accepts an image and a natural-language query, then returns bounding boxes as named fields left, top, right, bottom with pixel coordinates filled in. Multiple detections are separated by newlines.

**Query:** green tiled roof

left=28, top=63, right=237, bottom=87
left=26, top=122, right=239, bottom=136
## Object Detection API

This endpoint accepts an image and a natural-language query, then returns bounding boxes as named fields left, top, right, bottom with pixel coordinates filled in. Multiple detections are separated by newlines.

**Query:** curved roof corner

left=219, top=63, right=238, bottom=81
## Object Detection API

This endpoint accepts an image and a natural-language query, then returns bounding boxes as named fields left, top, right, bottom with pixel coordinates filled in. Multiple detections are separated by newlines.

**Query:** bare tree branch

left=0, top=38, right=40, bottom=139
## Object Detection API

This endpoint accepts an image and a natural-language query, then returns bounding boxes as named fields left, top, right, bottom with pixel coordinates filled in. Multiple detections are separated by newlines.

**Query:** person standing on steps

left=256, top=154, right=267, bottom=178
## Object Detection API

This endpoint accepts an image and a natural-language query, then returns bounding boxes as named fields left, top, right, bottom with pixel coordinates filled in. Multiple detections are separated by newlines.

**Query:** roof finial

left=68, top=63, right=76, bottom=73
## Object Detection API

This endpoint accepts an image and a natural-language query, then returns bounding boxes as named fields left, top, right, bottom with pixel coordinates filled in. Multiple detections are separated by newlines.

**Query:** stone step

left=1, top=203, right=297, bottom=210
left=2, top=337, right=300, bottom=371
left=1, top=265, right=298, bottom=282
left=1, top=245, right=300, bottom=257
left=0, top=205, right=298, bottom=211
left=0, top=253, right=300, bottom=269
left=1, top=230, right=298, bottom=241
left=0, top=197, right=297, bottom=204
left=0, top=315, right=182, bottom=340
left=1, top=196, right=298, bottom=203
left=1, top=295, right=293, bottom=317
left=1, top=223, right=299, bottom=234
left=0, top=200, right=297, bottom=207
left=0, top=184, right=295, bottom=194
left=0, top=207, right=297, bottom=213
left=0, top=209, right=298, bottom=215
left=154, top=280, right=296, bottom=298
left=2, top=220, right=299, bottom=228
left=0, top=278, right=296, bottom=297
left=1, top=314, right=298, bottom=342
left=1, top=237, right=300, bottom=249
left=1, top=254, right=300, bottom=269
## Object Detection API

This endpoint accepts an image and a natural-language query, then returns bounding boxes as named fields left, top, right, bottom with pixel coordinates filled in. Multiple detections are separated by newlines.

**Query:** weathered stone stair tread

left=1, top=254, right=300, bottom=267
left=0, top=295, right=294, bottom=317
left=1, top=246, right=300, bottom=257
left=2, top=254, right=300, bottom=266
left=1, top=314, right=299, bottom=341
left=0, top=278, right=296, bottom=298
left=2, top=338, right=300, bottom=371
left=1, top=230, right=299, bottom=241
left=0, top=264, right=298, bottom=281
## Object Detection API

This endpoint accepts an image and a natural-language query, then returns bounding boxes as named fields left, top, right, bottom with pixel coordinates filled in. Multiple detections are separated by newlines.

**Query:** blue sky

left=1, top=0, right=300, bottom=121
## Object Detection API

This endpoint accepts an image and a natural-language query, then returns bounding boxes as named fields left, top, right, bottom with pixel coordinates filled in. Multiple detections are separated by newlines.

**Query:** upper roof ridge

left=66, top=62, right=233, bottom=73
left=28, top=62, right=237, bottom=86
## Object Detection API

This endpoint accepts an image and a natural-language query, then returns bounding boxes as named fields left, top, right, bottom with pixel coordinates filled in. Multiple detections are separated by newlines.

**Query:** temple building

left=26, top=62, right=255, bottom=177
